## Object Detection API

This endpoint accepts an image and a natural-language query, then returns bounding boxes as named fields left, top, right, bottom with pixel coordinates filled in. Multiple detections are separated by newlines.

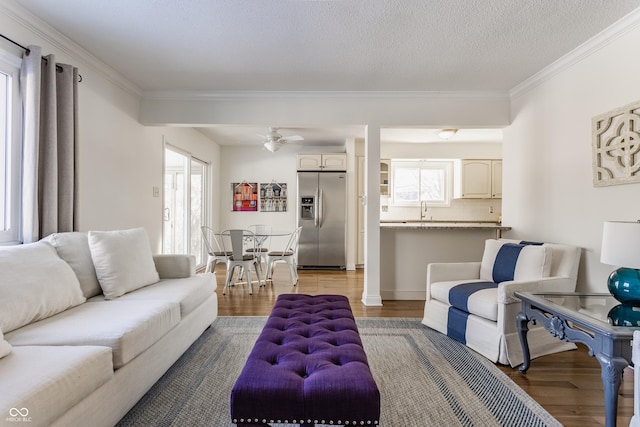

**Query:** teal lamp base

left=608, top=267, right=640, bottom=305
left=608, top=304, right=640, bottom=326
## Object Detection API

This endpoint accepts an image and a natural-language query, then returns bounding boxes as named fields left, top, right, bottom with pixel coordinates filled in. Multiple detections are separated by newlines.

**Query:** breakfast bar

left=380, top=221, right=511, bottom=300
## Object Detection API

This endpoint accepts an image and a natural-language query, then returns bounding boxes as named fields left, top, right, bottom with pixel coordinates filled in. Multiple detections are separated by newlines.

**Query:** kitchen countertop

left=380, top=220, right=511, bottom=230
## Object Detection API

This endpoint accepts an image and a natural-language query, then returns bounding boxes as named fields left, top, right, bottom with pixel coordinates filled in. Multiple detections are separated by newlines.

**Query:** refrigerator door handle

left=319, top=189, right=324, bottom=228
left=314, top=187, right=319, bottom=227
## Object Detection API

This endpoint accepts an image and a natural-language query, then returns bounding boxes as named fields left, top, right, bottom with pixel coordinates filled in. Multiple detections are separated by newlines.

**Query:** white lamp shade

left=601, top=221, right=640, bottom=269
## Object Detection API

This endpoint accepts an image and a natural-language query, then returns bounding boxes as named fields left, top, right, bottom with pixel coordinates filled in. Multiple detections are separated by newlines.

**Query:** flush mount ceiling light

left=438, top=128, right=458, bottom=140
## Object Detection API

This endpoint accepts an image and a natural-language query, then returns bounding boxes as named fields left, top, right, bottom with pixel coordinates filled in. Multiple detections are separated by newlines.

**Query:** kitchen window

left=391, top=160, right=453, bottom=207
left=0, top=49, right=22, bottom=245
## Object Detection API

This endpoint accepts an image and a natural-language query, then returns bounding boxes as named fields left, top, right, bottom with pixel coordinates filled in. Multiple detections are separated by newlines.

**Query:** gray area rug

left=117, top=317, right=560, bottom=427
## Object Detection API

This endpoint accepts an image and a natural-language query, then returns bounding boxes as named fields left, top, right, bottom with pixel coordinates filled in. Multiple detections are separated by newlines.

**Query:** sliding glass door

left=163, top=146, right=207, bottom=266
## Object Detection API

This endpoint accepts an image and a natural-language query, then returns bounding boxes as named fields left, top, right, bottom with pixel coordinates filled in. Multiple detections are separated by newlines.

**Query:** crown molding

left=142, top=89, right=510, bottom=102
left=510, top=7, right=640, bottom=99
left=0, top=0, right=141, bottom=97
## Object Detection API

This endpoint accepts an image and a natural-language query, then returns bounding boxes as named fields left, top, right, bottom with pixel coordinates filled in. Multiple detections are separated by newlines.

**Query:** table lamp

left=601, top=220, right=640, bottom=305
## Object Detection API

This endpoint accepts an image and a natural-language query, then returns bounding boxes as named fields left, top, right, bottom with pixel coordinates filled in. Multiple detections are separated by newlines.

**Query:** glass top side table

left=515, top=292, right=639, bottom=427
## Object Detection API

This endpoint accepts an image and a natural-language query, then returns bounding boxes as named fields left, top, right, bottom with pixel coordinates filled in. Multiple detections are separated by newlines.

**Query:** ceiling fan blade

left=281, top=135, right=304, bottom=142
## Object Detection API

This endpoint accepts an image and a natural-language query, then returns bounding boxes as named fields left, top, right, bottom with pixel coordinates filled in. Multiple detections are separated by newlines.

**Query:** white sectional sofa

left=0, top=228, right=218, bottom=427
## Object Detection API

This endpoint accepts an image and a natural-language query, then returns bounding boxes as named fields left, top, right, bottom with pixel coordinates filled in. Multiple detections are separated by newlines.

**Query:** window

left=391, top=160, right=453, bottom=207
left=0, top=50, right=22, bottom=245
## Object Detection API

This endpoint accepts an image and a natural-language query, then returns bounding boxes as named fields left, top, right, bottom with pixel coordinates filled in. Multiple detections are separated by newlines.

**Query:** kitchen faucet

left=420, top=200, right=428, bottom=221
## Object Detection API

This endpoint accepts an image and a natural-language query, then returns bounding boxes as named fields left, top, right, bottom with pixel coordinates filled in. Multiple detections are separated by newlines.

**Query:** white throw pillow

left=0, top=329, right=11, bottom=358
left=0, top=241, right=86, bottom=333
left=480, top=239, right=552, bottom=283
left=88, top=228, right=160, bottom=299
left=43, top=231, right=102, bottom=298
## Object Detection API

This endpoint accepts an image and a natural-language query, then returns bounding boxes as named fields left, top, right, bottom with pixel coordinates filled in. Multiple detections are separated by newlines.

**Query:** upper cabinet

left=454, top=159, right=502, bottom=199
left=491, top=160, right=502, bottom=198
left=380, top=159, right=390, bottom=196
left=297, top=154, right=323, bottom=170
left=297, top=153, right=347, bottom=171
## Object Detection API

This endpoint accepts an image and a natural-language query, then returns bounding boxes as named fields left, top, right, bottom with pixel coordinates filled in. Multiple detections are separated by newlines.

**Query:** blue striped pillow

left=480, top=239, right=552, bottom=283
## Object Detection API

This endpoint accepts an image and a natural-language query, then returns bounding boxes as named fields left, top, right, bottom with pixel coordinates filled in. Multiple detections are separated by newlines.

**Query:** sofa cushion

left=88, top=228, right=160, bottom=299
left=5, top=300, right=180, bottom=369
left=0, top=241, right=86, bottom=333
left=89, top=274, right=216, bottom=317
left=430, top=280, right=500, bottom=321
left=0, top=329, right=11, bottom=359
left=0, top=345, right=113, bottom=427
left=479, top=239, right=552, bottom=283
left=43, top=231, right=102, bottom=298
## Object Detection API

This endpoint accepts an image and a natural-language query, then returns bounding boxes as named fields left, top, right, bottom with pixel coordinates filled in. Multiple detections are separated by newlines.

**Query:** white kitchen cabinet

left=297, top=153, right=347, bottom=171
left=380, top=159, right=390, bottom=196
left=491, top=160, right=502, bottom=198
left=297, top=154, right=323, bottom=170
left=322, top=154, right=347, bottom=170
left=454, top=159, right=502, bottom=199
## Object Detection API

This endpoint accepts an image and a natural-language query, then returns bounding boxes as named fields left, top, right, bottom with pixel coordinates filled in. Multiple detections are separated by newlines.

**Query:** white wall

left=504, top=18, right=640, bottom=292
left=75, top=85, right=222, bottom=253
left=381, top=142, right=502, bottom=159
left=0, top=3, right=221, bottom=252
left=75, top=96, right=221, bottom=253
left=218, top=144, right=349, bottom=254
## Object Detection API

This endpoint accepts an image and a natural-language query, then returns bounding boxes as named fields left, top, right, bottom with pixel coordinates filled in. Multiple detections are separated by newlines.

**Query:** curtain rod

left=0, top=34, right=29, bottom=52
left=0, top=33, right=83, bottom=82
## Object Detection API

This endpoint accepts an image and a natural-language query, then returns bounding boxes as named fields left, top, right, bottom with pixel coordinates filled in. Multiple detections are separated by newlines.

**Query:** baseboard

left=361, top=294, right=383, bottom=306
left=380, top=289, right=426, bottom=300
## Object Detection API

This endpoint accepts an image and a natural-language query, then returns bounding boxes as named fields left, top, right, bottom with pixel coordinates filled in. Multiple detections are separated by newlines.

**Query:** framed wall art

left=260, top=182, right=287, bottom=212
left=231, top=182, right=258, bottom=211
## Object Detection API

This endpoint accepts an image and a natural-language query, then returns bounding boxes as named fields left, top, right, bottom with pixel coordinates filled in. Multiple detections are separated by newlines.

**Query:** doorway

left=163, top=145, right=208, bottom=266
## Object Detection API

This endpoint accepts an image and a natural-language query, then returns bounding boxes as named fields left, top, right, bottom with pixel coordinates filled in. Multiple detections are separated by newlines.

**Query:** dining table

left=219, top=228, right=294, bottom=287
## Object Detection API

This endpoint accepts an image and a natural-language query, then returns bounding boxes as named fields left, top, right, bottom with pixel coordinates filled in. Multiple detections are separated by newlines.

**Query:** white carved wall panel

left=592, top=100, right=640, bottom=187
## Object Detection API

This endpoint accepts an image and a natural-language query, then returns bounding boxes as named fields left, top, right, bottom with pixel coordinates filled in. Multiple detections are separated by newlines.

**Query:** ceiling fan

left=260, top=127, right=304, bottom=152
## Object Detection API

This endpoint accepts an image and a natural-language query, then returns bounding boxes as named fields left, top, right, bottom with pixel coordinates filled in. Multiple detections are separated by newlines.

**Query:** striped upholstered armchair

left=422, top=238, right=581, bottom=367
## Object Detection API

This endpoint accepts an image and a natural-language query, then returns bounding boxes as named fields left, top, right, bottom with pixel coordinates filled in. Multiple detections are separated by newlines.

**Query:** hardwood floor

left=213, top=266, right=634, bottom=427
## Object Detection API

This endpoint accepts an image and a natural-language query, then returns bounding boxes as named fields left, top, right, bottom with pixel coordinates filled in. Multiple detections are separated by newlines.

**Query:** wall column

left=362, top=124, right=383, bottom=306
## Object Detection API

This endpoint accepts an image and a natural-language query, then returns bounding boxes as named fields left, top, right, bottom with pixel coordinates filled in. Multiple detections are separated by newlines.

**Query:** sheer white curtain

left=20, top=45, right=78, bottom=243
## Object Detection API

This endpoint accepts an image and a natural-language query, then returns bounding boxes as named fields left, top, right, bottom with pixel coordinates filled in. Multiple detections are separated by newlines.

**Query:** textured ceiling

left=9, top=0, right=640, bottom=146
left=13, top=0, right=640, bottom=92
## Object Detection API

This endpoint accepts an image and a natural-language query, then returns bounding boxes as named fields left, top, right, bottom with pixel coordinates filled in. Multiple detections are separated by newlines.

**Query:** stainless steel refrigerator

left=297, top=171, right=346, bottom=269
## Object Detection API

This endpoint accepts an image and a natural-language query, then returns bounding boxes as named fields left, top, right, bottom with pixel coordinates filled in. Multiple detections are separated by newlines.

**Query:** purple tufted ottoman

left=231, top=294, right=380, bottom=427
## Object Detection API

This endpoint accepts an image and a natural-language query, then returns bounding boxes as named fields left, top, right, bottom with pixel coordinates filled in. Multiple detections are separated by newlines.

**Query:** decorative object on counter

left=592, top=99, right=640, bottom=187
left=259, top=182, right=287, bottom=212
left=601, top=220, right=640, bottom=304
left=231, top=182, right=258, bottom=211
left=438, top=128, right=458, bottom=140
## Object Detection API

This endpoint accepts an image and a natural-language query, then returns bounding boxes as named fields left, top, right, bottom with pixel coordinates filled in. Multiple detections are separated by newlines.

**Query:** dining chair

left=246, top=224, right=271, bottom=272
left=201, top=226, right=231, bottom=273
left=220, top=229, right=262, bottom=295
left=265, top=227, right=302, bottom=285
